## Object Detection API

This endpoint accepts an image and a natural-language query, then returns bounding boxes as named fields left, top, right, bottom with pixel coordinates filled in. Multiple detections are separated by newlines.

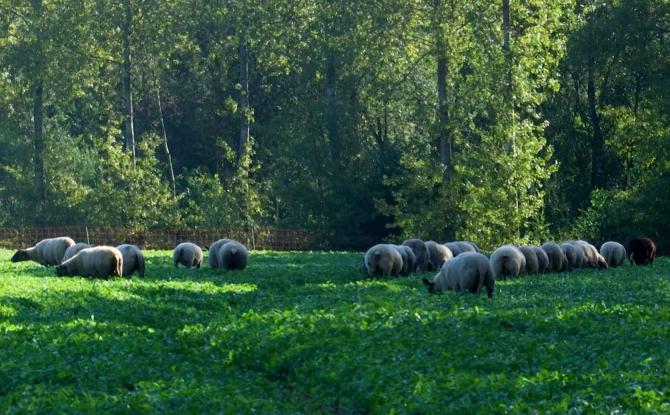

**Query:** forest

left=0, top=0, right=669, bottom=251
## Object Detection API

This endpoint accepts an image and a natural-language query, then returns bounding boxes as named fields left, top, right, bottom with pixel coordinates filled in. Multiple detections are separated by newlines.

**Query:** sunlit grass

left=0, top=248, right=669, bottom=413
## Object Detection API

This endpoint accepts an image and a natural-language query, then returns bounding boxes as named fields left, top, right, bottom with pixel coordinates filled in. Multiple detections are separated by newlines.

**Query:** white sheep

left=455, top=241, right=478, bottom=254
left=207, top=239, right=232, bottom=268
left=55, top=246, right=123, bottom=279
left=11, top=237, right=75, bottom=266
left=422, top=252, right=495, bottom=297
left=490, top=244, right=526, bottom=279
left=518, top=246, right=539, bottom=275
left=173, top=242, right=204, bottom=268
left=573, top=240, right=607, bottom=268
left=62, top=242, right=92, bottom=263
left=425, top=241, right=453, bottom=271
left=600, top=241, right=626, bottom=268
left=444, top=242, right=462, bottom=256
left=560, top=242, right=581, bottom=271
left=365, top=244, right=403, bottom=277
left=394, top=245, right=416, bottom=276
left=216, top=240, right=249, bottom=271
left=533, top=246, right=550, bottom=273
left=401, top=239, right=429, bottom=271
left=117, top=244, right=145, bottom=277
left=541, top=242, right=567, bottom=272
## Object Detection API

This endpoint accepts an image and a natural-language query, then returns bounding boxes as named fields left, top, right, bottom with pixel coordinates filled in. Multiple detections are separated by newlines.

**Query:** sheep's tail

left=116, top=256, right=123, bottom=277
left=138, top=253, right=145, bottom=277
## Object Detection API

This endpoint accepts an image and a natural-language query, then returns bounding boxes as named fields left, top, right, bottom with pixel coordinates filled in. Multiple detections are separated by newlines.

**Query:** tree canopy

left=0, top=0, right=668, bottom=250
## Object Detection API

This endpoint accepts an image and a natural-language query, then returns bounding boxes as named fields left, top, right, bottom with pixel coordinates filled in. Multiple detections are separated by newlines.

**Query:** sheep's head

left=422, top=277, right=438, bottom=294
left=55, top=264, right=69, bottom=277
left=596, top=255, right=609, bottom=269
left=10, top=250, right=28, bottom=262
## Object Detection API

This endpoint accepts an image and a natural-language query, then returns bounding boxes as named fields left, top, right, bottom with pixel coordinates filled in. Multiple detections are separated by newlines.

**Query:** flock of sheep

left=9, top=237, right=249, bottom=278
left=365, top=237, right=658, bottom=298
left=8, top=235, right=659, bottom=297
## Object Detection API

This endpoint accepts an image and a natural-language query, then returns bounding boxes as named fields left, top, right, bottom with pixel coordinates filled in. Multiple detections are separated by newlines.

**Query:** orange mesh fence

left=0, top=227, right=325, bottom=251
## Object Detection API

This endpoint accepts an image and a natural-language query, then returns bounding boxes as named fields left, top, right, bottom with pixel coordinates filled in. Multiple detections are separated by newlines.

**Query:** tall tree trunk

left=156, top=79, right=176, bottom=197
left=502, top=0, right=515, bottom=152
left=435, top=21, right=451, bottom=181
left=33, top=78, right=45, bottom=204
left=325, top=51, right=339, bottom=164
left=122, top=0, right=136, bottom=165
left=502, top=0, right=519, bottom=237
left=434, top=1, right=455, bottom=241
left=587, top=65, right=604, bottom=189
left=32, top=0, right=46, bottom=215
left=238, top=42, right=250, bottom=161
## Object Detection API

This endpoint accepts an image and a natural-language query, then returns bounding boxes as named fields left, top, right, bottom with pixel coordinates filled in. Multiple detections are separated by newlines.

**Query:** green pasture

left=0, top=249, right=668, bottom=413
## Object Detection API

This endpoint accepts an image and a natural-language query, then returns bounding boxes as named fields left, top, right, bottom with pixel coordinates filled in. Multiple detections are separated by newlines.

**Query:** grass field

left=0, top=248, right=669, bottom=414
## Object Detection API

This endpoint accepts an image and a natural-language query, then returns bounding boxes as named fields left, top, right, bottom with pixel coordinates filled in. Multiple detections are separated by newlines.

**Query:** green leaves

left=0, top=249, right=669, bottom=412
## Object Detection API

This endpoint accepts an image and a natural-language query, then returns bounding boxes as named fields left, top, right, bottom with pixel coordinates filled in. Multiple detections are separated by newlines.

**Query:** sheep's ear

left=422, top=277, right=434, bottom=287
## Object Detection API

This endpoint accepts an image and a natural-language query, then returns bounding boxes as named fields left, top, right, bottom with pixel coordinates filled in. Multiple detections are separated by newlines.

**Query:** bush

left=572, top=171, right=670, bottom=253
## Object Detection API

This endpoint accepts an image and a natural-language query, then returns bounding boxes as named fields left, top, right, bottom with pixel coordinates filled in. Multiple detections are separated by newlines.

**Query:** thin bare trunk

left=502, top=0, right=515, bottom=153
left=238, top=42, right=250, bottom=161
left=156, top=80, right=176, bottom=197
left=502, top=0, right=519, bottom=237
left=434, top=0, right=455, bottom=241
left=32, top=0, right=46, bottom=214
left=122, top=0, right=136, bottom=166
left=33, top=79, right=45, bottom=204
left=325, top=51, right=339, bottom=164
left=588, top=65, right=604, bottom=189
left=435, top=21, right=451, bottom=182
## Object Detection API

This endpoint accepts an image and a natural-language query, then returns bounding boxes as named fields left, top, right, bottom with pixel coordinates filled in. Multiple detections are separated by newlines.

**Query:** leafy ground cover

left=0, top=248, right=669, bottom=413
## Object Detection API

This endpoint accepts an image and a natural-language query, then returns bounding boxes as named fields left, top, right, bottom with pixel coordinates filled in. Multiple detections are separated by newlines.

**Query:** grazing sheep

left=394, top=245, right=417, bottom=276
left=628, top=238, right=656, bottom=265
left=463, top=241, right=482, bottom=253
left=490, top=244, right=526, bottom=279
left=533, top=246, right=550, bottom=273
left=572, top=240, right=606, bottom=268
left=422, top=252, right=495, bottom=298
left=518, top=246, right=539, bottom=275
left=456, top=241, right=478, bottom=254
left=402, top=239, right=429, bottom=271
left=55, top=246, right=123, bottom=279
left=444, top=242, right=462, bottom=257
left=173, top=242, right=203, bottom=268
left=117, top=244, right=145, bottom=277
left=425, top=241, right=453, bottom=271
left=11, top=237, right=75, bottom=267
left=560, top=243, right=581, bottom=271
left=541, top=242, right=567, bottom=272
left=216, top=240, right=249, bottom=271
left=600, top=241, right=626, bottom=268
left=62, top=242, right=91, bottom=263
left=564, top=242, right=586, bottom=269
left=207, top=239, right=232, bottom=268
left=365, top=244, right=403, bottom=277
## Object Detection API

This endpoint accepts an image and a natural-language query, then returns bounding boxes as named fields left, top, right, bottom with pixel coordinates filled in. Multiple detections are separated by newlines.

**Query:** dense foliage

left=0, top=1, right=669, bottom=250
left=1, top=249, right=669, bottom=412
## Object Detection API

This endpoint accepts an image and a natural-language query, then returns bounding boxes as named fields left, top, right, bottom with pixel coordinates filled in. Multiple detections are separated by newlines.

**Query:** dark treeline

left=0, top=0, right=668, bottom=251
